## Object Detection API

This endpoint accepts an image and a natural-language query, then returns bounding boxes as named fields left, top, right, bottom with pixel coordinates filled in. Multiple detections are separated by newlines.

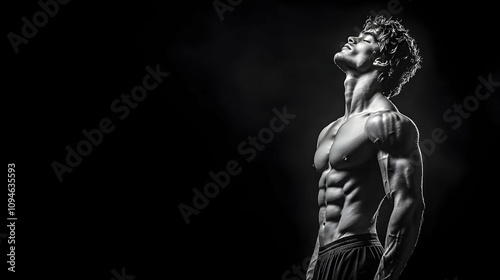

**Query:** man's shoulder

left=365, top=110, right=419, bottom=155
left=365, top=110, right=417, bottom=130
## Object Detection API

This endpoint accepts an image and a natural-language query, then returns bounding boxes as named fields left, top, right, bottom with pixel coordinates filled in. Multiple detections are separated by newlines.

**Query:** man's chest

left=314, top=114, right=376, bottom=171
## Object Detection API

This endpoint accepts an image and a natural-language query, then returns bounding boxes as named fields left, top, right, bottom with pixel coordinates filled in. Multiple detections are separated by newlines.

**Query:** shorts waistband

left=319, top=233, right=382, bottom=255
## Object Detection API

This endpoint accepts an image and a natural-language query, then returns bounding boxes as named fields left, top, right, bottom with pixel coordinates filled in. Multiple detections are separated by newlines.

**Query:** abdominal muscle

left=317, top=164, right=385, bottom=246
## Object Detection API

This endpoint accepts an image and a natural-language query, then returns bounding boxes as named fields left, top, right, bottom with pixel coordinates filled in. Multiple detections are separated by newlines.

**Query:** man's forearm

left=375, top=200, right=424, bottom=280
left=306, top=236, right=320, bottom=280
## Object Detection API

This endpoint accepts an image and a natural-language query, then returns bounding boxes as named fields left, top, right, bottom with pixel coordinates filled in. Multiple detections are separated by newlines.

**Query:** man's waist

left=319, top=233, right=382, bottom=255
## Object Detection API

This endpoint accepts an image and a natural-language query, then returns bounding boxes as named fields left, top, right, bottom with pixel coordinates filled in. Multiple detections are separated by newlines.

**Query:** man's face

left=334, top=31, right=381, bottom=73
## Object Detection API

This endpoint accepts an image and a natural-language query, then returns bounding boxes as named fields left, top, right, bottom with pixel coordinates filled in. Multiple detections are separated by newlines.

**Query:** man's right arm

left=306, top=235, right=320, bottom=280
left=366, top=112, right=425, bottom=280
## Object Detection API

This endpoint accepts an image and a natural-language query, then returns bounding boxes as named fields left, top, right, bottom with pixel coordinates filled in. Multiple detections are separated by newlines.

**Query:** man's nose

left=348, top=36, right=357, bottom=44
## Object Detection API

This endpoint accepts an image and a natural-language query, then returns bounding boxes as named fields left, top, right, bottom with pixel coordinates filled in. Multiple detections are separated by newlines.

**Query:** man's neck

left=343, top=71, right=383, bottom=119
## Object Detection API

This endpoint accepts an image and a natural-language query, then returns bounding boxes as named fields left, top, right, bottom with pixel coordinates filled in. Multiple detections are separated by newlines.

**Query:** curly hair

left=362, top=15, right=422, bottom=98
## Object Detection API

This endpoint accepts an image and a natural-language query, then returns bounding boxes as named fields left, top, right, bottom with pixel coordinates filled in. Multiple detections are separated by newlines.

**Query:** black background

left=4, top=0, right=500, bottom=279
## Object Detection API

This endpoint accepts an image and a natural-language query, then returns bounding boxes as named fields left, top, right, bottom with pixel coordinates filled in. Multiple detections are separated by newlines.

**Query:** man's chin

left=333, top=52, right=347, bottom=71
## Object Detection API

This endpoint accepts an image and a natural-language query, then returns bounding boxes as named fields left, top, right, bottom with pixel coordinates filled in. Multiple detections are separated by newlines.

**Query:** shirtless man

left=306, top=15, right=425, bottom=280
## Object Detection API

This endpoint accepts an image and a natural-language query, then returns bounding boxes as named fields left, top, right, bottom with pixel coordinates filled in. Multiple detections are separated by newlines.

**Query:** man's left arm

left=366, top=112, right=426, bottom=280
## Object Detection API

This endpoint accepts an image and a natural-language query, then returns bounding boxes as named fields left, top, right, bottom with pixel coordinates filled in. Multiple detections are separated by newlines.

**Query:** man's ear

left=373, top=57, right=389, bottom=67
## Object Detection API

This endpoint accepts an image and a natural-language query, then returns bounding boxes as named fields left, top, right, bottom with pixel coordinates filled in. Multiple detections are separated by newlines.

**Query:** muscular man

left=306, top=15, right=425, bottom=280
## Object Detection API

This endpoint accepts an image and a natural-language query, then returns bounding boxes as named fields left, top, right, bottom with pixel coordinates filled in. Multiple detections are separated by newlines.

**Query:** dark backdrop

left=4, top=0, right=499, bottom=279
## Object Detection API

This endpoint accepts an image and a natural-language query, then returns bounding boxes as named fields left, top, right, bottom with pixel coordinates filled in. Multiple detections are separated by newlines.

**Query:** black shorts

left=312, top=233, right=384, bottom=280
